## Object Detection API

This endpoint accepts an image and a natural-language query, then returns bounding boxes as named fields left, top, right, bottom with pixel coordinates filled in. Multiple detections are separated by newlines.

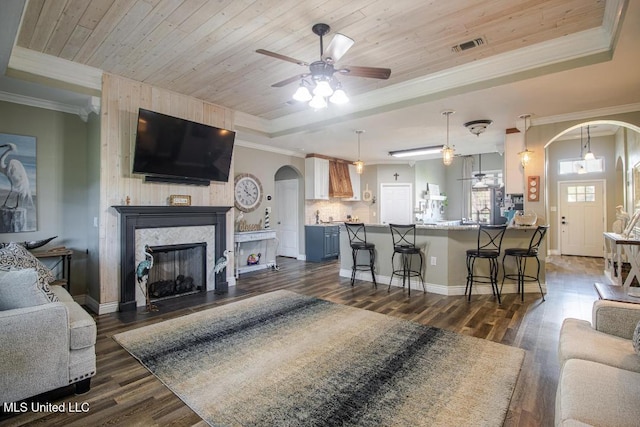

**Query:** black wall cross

left=394, top=173, right=399, bottom=181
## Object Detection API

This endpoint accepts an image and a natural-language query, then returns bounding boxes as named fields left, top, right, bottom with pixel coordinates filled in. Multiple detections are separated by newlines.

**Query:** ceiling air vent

left=451, top=37, right=486, bottom=53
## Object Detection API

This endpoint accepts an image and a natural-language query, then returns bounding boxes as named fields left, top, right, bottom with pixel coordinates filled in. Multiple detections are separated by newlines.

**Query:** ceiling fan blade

left=322, top=33, right=354, bottom=63
left=338, top=65, right=391, bottom=79
left=271, top=74, right=309, bottom=88
left=256, top=49, right=308, bottom=66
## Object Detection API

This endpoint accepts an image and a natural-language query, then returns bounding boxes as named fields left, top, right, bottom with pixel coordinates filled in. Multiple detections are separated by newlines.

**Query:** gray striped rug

left=114, top=290, right=524, bottom=426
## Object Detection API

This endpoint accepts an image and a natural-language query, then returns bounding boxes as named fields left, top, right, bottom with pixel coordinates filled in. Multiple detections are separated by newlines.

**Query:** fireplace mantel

left=113, top=205, right=231, bottom=312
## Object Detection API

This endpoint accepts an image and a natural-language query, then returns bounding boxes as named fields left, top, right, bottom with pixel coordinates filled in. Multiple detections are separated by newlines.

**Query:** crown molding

left=0, top=90, right=100, bottom=121
left=534, top=102, right=640, bottom=126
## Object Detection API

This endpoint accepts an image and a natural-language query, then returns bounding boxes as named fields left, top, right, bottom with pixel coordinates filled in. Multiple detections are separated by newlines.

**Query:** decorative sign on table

left=236, top=219, right=263, bottom=232
left=169, top=195, right=191, bottom=206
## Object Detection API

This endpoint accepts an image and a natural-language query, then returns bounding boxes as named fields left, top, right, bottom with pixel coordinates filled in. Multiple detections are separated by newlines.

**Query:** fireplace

left=147, top=242, right=207, bottom=300
left=113, top=205, right=231, bottom=312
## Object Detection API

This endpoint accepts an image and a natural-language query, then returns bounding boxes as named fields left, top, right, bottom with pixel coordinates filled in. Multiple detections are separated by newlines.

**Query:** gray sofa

left=556, top=299, right=640, bottom=426
left=0, top=283, right=96, bottom=404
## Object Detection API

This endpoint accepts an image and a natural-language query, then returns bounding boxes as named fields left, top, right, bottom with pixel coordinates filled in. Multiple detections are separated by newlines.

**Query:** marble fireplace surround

left=113, top=205, right=231, bottom=312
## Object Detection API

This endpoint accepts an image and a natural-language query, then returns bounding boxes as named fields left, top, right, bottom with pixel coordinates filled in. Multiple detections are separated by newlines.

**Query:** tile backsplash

left=305, top=199, right=373, bottom=224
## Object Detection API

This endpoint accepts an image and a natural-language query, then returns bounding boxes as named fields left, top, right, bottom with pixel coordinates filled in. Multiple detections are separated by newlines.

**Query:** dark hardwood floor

left=1, top=255, right=604, bottom=427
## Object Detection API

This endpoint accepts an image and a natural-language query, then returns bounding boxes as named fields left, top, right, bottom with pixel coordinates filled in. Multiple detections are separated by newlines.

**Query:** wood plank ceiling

left=16, top=0, right=605, bottom=121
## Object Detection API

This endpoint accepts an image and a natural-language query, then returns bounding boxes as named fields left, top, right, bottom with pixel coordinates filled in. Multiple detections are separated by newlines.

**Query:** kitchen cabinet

left=305, top=225, right=340, bottom=262
left=305, top=157, right=329, bottom=200
left=345, top=164, right=361, bottom=201
left=504, top=131, right=525, bottom=194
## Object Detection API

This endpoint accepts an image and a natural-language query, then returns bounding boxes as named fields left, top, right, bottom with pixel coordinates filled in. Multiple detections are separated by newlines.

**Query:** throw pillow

left=0, top=268, right=50, bottom=310
left=0, top=242, right=58, bottom=302
left=633, top=321, right=640, bottom=355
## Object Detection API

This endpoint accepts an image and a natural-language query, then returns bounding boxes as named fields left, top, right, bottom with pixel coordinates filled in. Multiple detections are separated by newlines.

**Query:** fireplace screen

left=147, top=242, right=207, bottom=300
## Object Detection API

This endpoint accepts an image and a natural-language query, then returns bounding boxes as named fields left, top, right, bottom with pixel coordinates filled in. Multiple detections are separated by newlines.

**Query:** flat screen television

left=132, top=108, right=235, bottom=185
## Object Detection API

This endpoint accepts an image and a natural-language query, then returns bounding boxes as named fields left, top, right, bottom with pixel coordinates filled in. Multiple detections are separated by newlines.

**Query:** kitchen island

left=339, top=223, right=546, bottom=296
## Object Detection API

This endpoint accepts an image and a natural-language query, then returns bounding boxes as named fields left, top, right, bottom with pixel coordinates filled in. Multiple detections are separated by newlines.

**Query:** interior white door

left=559, top=181, right=605, bottom=257
left=275, top=178, right=299, bottom=258
left=380, top=183, right=413, bottom=224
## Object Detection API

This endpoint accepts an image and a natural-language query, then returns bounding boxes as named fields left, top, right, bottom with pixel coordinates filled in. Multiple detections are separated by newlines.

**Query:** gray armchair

left=0, top=284, right=96, bottom=403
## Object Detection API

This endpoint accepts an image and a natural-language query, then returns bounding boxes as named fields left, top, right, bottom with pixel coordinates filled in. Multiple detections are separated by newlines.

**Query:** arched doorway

left=544, top=120, right=640, bottom=256
left=274, top=166, right=304, bottom=258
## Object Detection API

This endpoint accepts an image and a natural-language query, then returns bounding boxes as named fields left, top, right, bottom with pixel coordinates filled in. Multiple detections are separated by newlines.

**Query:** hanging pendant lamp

left=584, top=125, right=595, bottom=160
left=518, top=114, right=533, bottom=167
left=354, top=130, right=364, bottom=174
left=441, top=110, right=455, bottom=165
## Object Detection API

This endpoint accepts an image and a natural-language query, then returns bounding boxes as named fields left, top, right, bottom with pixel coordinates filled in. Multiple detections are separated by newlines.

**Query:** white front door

left=275, top=178, right=299, bottom=258
left=559, top=180, right=605, bottom=257
left=380, top=183, right=413, bottom=224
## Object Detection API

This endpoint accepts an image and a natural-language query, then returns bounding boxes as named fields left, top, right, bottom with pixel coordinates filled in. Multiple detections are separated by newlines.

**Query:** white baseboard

left=84, top=294, right=119, bottom=315
left=338, top=268, right=546, bottom=296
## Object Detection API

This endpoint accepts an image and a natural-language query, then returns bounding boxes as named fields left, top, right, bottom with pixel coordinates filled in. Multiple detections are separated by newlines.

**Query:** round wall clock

left=234, top=173, right=263, bottom=212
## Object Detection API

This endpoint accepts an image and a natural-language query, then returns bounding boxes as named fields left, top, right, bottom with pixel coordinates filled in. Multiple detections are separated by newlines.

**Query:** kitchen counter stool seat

left=344, top=223, right=377, bottom=287
left=501, top=225, right=548, bottom=301
left=389, top=224, right=425, bottom=295
left=465, top=224, right=507, bottom=304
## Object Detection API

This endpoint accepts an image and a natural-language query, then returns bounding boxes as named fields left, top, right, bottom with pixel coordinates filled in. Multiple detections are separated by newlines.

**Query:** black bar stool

left=389, top=224, right=425, bottom=295
left=501, top=225, right=549, bottom=301
left=465, top=224, right=507, bottom=303
left=344, top=223, right=377, bottom=287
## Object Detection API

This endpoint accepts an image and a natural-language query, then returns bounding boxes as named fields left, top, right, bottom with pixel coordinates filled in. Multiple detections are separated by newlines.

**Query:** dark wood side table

left=32, top=248, right=73, bottom=292
left=594, top=282, right=640, bottom=304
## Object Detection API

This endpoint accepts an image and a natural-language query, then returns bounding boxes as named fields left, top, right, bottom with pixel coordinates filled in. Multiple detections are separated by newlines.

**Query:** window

left=468, top=170, right=503, bottom=222
left=558, top=158, right=604, bottom=175
left=471, top=188, right=492, bottom=223
left=566, top=185, right=596, bottom=202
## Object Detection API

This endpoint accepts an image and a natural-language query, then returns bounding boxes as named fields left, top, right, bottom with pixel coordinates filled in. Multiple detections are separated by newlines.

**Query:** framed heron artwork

left=0, top=133, right=37, bottom=233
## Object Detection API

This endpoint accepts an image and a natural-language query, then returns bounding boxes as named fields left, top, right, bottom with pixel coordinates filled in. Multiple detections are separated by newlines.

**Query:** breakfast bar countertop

left=338, top=222, right=545, bottom=296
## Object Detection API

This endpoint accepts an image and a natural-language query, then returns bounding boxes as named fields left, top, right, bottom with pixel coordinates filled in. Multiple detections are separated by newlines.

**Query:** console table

left=32, top=248, right=73, bottom=292
left=234, top=230, right=277, bottom=278
left=603, top=232, right=640, bottom=288
left=594, top=282, right=640, bottom=304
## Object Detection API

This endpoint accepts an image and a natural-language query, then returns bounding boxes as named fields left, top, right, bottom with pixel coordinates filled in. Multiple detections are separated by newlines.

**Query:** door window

left=566, top=185, right=596, bottom=203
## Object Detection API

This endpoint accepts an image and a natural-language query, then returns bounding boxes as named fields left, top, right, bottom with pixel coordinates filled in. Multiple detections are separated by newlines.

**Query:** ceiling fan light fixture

left=389, top=145, right=445, bottom=158
left=292, top=83, right=312, bottom=102
left=329, top=85, right=348, bottom=104
left=309, top=94, right=327, bottom=109
left=313, top=79, right=333, bottom=97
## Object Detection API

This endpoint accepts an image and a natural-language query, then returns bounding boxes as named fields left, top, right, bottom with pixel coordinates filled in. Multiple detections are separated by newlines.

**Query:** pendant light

left=354, top=130, right=364, bottom=174
left=518, top=114, right=533, bottom=167
left=584, top=125, right=595, bottom=160
left=577, top=126, right=587, bottom=174
left=441, top=110, right=455, bottom=166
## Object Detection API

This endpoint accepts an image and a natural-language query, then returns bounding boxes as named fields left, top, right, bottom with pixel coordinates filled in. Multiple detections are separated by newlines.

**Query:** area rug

left=113, top=290, right=525, bottom=426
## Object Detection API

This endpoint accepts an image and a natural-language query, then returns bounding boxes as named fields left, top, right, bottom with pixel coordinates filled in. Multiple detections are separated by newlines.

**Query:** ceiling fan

left=458, top=154, right=489, bottom=187
left=256, top=23, right=391, bottom=108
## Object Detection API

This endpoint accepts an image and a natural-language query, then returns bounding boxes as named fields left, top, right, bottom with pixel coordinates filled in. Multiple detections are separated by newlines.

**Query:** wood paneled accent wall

left=99, top=73, right=235, bottom=306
